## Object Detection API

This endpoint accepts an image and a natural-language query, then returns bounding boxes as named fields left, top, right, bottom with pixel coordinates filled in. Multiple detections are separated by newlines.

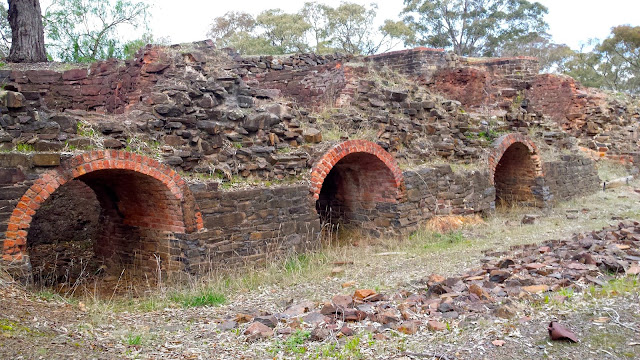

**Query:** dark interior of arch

left=316, top=153, right=398, bottom=234
left=494, top=143, right=537, bottom=206
left=27, top=169, right=184, bottom=288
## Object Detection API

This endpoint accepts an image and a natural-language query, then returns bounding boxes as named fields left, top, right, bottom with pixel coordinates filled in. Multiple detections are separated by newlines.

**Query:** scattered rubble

left=213, top=220, right=640, bottom=342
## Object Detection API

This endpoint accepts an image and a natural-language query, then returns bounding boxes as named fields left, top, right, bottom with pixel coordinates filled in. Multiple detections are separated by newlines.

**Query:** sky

left=39, top=0, right=640, bottom=52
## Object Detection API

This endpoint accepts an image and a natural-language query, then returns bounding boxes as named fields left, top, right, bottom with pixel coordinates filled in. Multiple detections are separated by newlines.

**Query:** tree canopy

left=44, top=0, right=150, bottom=62
left=559, top=26, right=640, bottom=94
left=207, top=2, right=410, bottom=56
left=401, top=0, right=549, bottom=57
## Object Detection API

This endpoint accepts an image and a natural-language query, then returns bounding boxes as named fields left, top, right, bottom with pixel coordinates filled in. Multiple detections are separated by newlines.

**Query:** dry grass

left=68, top=178, right=640, bottom=316
left=3, top=179, right=640, bottom=359
left=424, top=215, right=484, bottom=233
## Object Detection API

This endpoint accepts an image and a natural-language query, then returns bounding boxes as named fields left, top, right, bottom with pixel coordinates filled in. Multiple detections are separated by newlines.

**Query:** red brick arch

left=3, top=150, right=203, bottom=262
left=487, top=133, right=543, bottom=185
left=310, top=139, right=405, bottom=200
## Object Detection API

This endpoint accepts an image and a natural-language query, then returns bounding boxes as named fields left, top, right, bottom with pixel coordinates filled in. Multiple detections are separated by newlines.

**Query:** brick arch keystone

left=3, top=150, right=204, bottom=261
left=487, top=133, right=543, bottom=185
left=310, top=139, right=405, bottom=200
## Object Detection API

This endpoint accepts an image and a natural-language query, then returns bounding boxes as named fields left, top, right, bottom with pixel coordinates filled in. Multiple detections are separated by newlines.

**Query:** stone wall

left=543, top=155, right=600, bottom=202
left=179, top=184, right=321, bottom=274
left=231, top=52, right=353, bottom=107
left=0, top=49, right=168, bottom=114
left=462, top=57, right=540, bottom=87
left=0, top=146, right=602, bottom=281
left=366, top=47, right=452, bottom=82
left=399, top=165, right=495, bottom=234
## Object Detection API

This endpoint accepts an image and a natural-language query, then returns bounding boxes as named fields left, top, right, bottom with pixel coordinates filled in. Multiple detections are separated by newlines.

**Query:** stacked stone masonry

left=0, top=41, right=611, bottom=280
left=0, top=134, right=600, bottom=279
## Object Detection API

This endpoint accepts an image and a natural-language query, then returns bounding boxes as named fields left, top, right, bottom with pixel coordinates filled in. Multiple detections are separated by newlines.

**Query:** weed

left=586, top=277, right=639, bottom=299
left=344, top=336, right=363, bottom=359
left=283, top=254, right=311, bottom=274
left=77, top=121, right=96, bottom=138
left=268, top=329, right=311, bottom=355
left=477, top=129, right=500, bottom=141
left=419, top=230, right=470, bottom=251
left=170, top=289, right=226, bottom=308
left=124, top=332, right=143, bottom=346
left=15, top=143, right=35, bottom=152
left=37, top=289, right=66, bottom=302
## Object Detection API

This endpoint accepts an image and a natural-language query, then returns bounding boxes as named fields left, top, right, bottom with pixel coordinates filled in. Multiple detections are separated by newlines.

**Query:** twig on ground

left=603, top=307, right=640, bottom=332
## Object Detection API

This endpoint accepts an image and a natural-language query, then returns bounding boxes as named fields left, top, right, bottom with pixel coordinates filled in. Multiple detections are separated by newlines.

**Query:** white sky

left=39, top=0, right=640, bottom=51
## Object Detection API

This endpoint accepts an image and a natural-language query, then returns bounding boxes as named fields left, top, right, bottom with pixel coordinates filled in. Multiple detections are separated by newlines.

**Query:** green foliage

left=557, top=26, right=640, bottom=93
left=207, top=2, right=409, bottom=55
left=497, top=33, right=575, bottom=72
left=169, top=290, right=226, bottom=308
left=257, top=9, right=310, bottom=54
left=44, top=0, right=149, bottom=62
left=478, top=129, right=500, bottom=141
left=310, top=335, right=364, bottom=359
left=283, top=254, right=311, bottom=274
left=206, top=11, right=257, bottom=49
left=77, top=121, right=96, bottom=137
left=0, top=3, right=9, bottom=58
left=402, top=0, right=549, bottom=57
left=322, top=2, right=408, bottom=55
left=15, top=143, right=35, bottom=152
left=586, top=277, right=639, bottom=299
left=124, top=332, right=143, bottom=346
left=268, top=330, right=311, bottom=355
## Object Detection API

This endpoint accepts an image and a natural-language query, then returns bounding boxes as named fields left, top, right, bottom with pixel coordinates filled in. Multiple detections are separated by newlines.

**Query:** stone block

left=62, top=68, right=88, bottom=81
left=32, top=153, right=60, bottom=167
left=0, top=168, right=25, bottom=184
left=0, top=153, right=29, bottom=167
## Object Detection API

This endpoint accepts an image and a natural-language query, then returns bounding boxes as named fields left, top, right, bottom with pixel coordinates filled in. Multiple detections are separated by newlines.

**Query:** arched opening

left=316, top=152, right=398, bottom=226
left=28, top=180, right=101, bottom=287
left=3, top=150, right=204, bottom=290
left=494, top=142, right=538, bottom=206
left=311, top=140, right=404, bottom=236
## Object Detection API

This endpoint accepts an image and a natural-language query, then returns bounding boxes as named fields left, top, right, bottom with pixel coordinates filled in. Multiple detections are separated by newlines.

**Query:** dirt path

left=1, top=181, right=639, bottom=360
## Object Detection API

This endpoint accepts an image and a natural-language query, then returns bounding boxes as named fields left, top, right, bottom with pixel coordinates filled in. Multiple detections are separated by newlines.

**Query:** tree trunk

left=7, top=0, right=47, bottom=62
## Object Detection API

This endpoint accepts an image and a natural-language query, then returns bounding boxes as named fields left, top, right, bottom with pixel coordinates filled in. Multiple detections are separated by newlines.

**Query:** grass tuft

left=169, top=289, right=226, bottom=308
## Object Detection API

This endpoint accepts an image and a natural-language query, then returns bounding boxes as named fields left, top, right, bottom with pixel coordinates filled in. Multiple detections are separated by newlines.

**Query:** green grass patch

left=283, top=253, right=312, bottom=274
left=310, top=334, right=364, bottom=359
left=170, top=289, right=226, bottom=308
left=268, top=329, right=311, bottom=355
left=15, top=143, right=35, bottom=152
left=586, top=276, right=639, bottom=299
left=411, top=230, right=471, bottom=251
left=124, top=332, right=143, bottom=346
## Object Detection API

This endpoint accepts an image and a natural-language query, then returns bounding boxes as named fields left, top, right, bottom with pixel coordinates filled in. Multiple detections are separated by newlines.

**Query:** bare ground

left=1, top=178, right=640, bottom=360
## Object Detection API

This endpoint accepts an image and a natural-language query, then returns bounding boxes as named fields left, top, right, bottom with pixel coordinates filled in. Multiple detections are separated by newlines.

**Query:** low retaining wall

left=543, top=155, right=600, bottom=202
left=0, top=144, right=601, bottom=281
left=180, top=184, right=321, bottom=274
left=399, top=165, right=495, bottom=233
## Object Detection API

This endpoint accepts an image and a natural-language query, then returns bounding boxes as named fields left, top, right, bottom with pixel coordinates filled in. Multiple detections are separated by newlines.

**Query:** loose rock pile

left=220, top=220, right=640, bottom=341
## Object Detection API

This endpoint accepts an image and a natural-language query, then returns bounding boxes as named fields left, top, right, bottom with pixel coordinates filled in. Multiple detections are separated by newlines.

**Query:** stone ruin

left=0, top=40, right=635, bottom=285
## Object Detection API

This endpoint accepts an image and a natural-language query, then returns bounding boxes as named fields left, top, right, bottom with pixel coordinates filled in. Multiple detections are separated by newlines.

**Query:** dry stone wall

left=0, top=42, right=613, bottom=280
left=399, top=166, right=495, bottom=234
left=543, top=155, right=600, bottom=202
left=180, top=183, right=321, bottom=274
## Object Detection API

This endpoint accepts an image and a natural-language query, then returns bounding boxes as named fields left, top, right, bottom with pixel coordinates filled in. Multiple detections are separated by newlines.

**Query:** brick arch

left=488, top=133, right=544, bottom=206
left=310, top=140, right=405, bottom=234
left=488, top=133, right=543, bottom=184
left=310, top=139, right=405, bottom=200
left=3, top=150, right=203, bottom=263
